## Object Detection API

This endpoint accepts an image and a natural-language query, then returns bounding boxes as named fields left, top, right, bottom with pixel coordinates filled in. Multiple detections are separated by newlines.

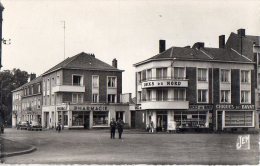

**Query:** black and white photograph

left=0, top=0, right=259, bottom=165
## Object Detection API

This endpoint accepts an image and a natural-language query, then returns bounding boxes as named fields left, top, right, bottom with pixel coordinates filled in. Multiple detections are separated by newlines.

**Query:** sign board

left=216, top=104, right=255, bottom=110
left=142, top=80, right=188, bottom=88
left=72, top=105, right=108, bottom=111
left=189, top=105, right=213, bottom=111
left=167, top=121, right=176, bottom=130
left=236, top=135, right=250, bottom=150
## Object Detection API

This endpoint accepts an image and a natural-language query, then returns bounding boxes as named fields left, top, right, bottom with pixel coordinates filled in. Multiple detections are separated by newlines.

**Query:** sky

left=1, top=0, right=260, bottom=96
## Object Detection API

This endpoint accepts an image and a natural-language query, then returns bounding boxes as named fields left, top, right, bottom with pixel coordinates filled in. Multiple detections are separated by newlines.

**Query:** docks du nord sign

left=142, top=80, right=188, bottom=88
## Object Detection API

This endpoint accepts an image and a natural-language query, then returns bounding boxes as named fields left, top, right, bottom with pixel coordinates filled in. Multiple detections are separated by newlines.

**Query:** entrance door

left=83, top=113, right=90, bottom=129
left=157, top=114, right=167, bottom=132
left=131, top=111, right=136, bottom=128
left=217, top=111, right=222, bottom=131
left=116, top=111, right=124, bottom=121
left=45, top=112, right=49, bottom=128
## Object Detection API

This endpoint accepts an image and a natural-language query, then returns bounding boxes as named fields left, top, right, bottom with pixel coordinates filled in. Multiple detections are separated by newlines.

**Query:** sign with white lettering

left=236, top=135, right=250, bottom=150
left=142, top=80, right=188, bottom=88
left=189, top=105, right=213, bottom=110
left=71, top=105, right=108, bottom=111
left=216, top=104, right=255, bottom=110
left=57, top=106, right=67, bottom=111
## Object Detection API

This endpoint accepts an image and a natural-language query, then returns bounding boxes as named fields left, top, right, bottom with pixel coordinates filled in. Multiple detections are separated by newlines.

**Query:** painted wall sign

left=57, top=106, right=67, bottom=111
left=216, top=104, right=255, bottom=110
left=189, top=105, right=213, bottom=110
left=142, top=80, right=188, bottom=88
left=72, top=105, right=108, bottom=111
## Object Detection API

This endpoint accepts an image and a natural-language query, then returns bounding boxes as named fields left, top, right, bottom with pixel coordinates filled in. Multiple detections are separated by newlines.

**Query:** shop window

left=241, top=70, right=250, bottom=83
left=156, top=68, right=167, bottom=79
left=220, top=90, right=230, bottom=103
left=197, top=68, right=207, bottom=81
left=72, top=111, right=89, bottom=126
left=198, top=90, right=207, bottom=103
left=92, top=75, right=99, bottom=88
left=108, top=94, right=116, bottom=103
left=73, top=75, right=83, bottom=86
left=72, top=93, right=83, bottom=103
left=93, top=111, right=108, bottom=126
left=225, top=111, right=253, bottom=126
left=173, top=67, right=185, bottom=79
left=107, top=76, right=117, bottom=88
left=221, top=69, right=230, bottom=83
left=241, top=90, right=250, bottom=103
left=92, top=94, right=99, bottom=103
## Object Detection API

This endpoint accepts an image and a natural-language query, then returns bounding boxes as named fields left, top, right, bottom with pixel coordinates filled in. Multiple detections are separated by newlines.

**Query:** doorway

left=116, top=111, right=124, bottom=121
left=131, top=111, right=136, bottom=128
left=217, top=111, right=222, bottom=131
left=44, top=112, right=49, bottom=128
left=157, top=111, right=168, bottom=132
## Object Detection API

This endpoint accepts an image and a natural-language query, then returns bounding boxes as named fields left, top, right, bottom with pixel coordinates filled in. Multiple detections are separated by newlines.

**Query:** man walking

left=110, top=118, right=116, bottom=139
left=117, top=118, right=124, bottom=139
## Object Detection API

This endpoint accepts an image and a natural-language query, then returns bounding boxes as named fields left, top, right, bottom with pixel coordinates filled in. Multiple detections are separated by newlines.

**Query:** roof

left=43, top=52, right=122, bottom=75
left=134, top=45, right=253, bottom=67
left=12, top=76, right=42, bottom=93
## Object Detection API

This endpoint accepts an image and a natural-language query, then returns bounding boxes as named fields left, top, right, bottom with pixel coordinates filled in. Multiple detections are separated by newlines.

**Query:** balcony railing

left=52, top=83, right=85, bottom=93
left=142, top=97, right=186, bottom=102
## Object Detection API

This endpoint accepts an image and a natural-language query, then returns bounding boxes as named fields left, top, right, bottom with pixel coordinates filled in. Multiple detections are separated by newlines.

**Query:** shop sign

left=73, top=105, right=108, bottom=111
left=57, top=106, right=67, bottom=111
left=189, top=105, right=213, bottom=110
left=216, top=104, right=255, bottom=110
left=142, top=80, right=188, bottom=88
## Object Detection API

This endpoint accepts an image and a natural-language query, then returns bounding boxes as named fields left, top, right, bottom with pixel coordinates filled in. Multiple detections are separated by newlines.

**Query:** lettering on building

left=142, top=80, right=187, bottom=88
left=216, top=104, right=255, bottom=110
left=73, top=105, right=108, bottom=111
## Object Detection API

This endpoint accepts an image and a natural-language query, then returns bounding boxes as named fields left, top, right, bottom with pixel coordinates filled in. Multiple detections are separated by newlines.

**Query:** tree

left=0, top=68, right=29, bottom=125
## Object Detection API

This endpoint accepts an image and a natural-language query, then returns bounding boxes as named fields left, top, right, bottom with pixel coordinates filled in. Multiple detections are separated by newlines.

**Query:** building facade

left=41, top=52, right=130, bottom=129
left=12, top=74, right=42, bottom=127
left=134, top=35, right=257, bottom=132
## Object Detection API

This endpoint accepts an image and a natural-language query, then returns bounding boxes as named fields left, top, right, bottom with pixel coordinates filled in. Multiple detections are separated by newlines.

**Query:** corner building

left=41, top=52, right=130, bottom=129
left=134, top=38, right=257, bottom=132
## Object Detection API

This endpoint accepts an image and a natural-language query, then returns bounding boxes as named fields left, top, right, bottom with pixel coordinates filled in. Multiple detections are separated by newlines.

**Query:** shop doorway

left=44, top=112, right=49, bottom=128
left=131, top=111, right=136, bottom=128
left=156, top=111, right=167, bottom=132
left=116, top=111, right=124, bottom=121
left=83, top=114, right=90, bottom=129
left=217, top=111, right=222, bottom=131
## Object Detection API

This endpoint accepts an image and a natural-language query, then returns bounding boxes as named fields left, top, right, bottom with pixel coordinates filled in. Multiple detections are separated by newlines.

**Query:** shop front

left=215, top=104, right=255, bottom=132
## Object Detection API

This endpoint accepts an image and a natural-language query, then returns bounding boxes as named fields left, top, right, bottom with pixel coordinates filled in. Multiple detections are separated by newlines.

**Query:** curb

left=3, top=146, right=37, bottom=157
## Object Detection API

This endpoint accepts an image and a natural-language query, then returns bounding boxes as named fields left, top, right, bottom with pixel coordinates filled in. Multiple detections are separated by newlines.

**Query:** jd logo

left=236, top=135, right=250, bottom=150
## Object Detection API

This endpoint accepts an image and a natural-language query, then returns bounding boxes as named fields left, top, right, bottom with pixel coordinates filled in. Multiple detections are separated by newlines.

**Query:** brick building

left=12, top=74, right=42, bottom=127
left=134, top=33, right=257, bottom=132
left=41, top=52, right=130, bottom=129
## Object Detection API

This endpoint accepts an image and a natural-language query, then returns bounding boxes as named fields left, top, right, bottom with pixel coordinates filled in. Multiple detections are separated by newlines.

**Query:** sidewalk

left=0, top=137, right=36, bottom=158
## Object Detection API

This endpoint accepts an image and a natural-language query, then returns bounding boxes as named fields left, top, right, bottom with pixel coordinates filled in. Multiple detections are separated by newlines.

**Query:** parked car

left=17, top=121, right=30, bottom=130
left=29, top=121, right=42, bottom=131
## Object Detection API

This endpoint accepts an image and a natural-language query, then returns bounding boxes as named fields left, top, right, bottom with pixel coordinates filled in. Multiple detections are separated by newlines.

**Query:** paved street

left=0, top=128, right=259, bottom=165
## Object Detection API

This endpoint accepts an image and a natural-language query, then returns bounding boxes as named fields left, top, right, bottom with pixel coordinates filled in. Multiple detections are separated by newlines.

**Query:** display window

left=174, top=111, right=207, bottom=128
left=72, top=111, right=89, bottom=126
left=93, top=111, right=109, bottom=126
left=225, top=111, right=253, bottom=126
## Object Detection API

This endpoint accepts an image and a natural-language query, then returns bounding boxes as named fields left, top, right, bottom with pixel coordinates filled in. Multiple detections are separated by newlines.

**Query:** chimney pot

left=112, top=58, right=117, bottom=68
left=237, top=28, right=245, bottom=37
left=159, top=40, right=166, bottom=53
left=219, top=35, right=225, bottom=48
left=29, top=73, right=36, bottom=82
left=192, top=42, right=204, bottom=49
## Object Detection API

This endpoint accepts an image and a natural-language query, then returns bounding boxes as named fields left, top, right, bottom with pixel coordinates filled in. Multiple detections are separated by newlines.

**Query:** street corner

left=0, top=137, right=36, bottom=158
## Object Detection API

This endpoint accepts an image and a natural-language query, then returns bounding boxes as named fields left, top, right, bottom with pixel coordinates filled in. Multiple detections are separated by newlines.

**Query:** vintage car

left=17, top=121, right=29, bottom=130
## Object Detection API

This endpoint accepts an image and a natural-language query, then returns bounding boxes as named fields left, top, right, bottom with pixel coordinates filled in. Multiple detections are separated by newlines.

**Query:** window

left=31, top=85, right=34, bottom=95
left=108, top=94, right=116, bottom=103
left=241, top=70, right=250, bottom=83
left=241, top=90, right=250, bottom=103
left=173, top=67, right=185, bottom=79
left=56, top=75, right=60, bottom=85
left=137, top=91, right=141, bottom=103
left=72, top=93, right=83, bottom=103
left=92, top=76, right=99, bottom=88
left=38, top=84, right=41, bottom=93
left=141, top=70, right=146, bottom=81
left=93, top=111, right=108, bottom=126
left=147, top=69, right=152, bottom=80
left=73, top=75, right=83, bottom=86
left=156, top=89, right=168, bottom=101
left=47, top=79, right=50, bottom=90
left=221, top=69, right=230, bottom=82
left=92, top=94, right=99, bottom=103
left=174, top=89, right=185, bottom=101
left=146, top=90, right=151, bottom=101
left=137, top=72, right=141, bottom=83
left=198, top=90, right=207, bottom=103
left=107, top=77, right=116, bottom=88
left=220, top=90, right=230, bottom=103
left=156, top=68, right=167, bottom=79
left=225, top=111, right=253, bottom=126
left=37, top=99, right=41, bottom=109
left=198, top=68, right=207, bottom=81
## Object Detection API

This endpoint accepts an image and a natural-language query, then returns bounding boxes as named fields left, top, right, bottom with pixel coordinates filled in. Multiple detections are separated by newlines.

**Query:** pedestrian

left=0, top=124, right=4, bottom=134
left=150, top=121, right=154, bottom=133
left=110, top=118, right=116, bottom=139
left=117, top=118, right=124, bottom=139
left=57, top=123, right=61, bottom=133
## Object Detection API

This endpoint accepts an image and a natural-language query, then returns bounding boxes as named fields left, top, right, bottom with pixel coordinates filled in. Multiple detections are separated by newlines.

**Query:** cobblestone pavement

left=1, top=128, right=259, bottom=165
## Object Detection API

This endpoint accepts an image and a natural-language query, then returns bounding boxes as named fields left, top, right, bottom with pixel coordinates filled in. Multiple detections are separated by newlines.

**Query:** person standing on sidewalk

left=117, top=118, right=124, bottom=139
left=110, top=118, right=116, bottom=139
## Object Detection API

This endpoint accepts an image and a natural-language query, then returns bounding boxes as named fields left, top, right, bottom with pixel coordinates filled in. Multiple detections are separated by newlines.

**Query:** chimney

left=219, top=35, right=225, bottom=48
left=237, top=28, right=245, bottom=37
left=112, top=58, right=117, bottom=68
left=192, top=42, right=204, bottom=49
left=30, top=73, right=36, bottom=82
left=159, top=40, right=166, bottom=53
